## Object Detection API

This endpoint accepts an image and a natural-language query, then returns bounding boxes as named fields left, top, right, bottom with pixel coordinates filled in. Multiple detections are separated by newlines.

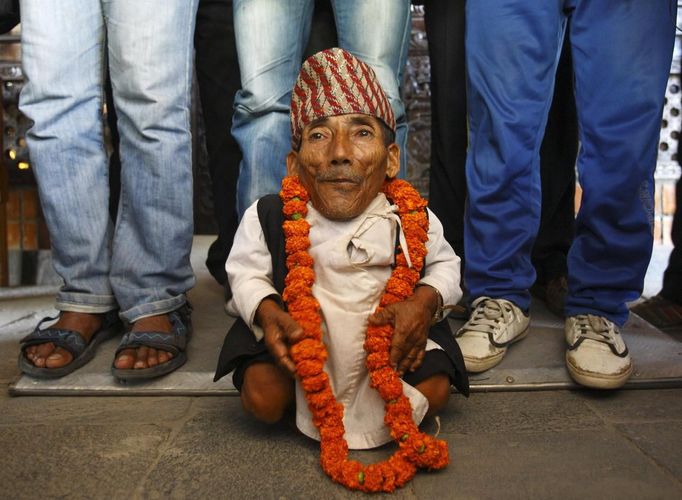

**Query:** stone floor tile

left=0, top=396, right=193, bottom=427
left=616, top=421, right=682, bottom=479
left=438, top=390, right=603, bottom=435
left=0, top=424, right=169, bottom=499
left=415, top=429, right=682, bottom=499
left=581, top=388, right=682, bottom=424
left=140, top=400, right=418, bottom=499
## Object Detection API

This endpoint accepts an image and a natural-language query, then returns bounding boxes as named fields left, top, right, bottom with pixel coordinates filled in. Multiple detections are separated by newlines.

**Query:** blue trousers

left=464, top=0, right=676, bottom=325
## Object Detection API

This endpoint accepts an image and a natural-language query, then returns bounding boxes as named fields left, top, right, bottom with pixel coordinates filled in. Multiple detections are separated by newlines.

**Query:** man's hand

left=255, top=297, right=303, bottom=377
left=367, top=285, right=440, bottom=376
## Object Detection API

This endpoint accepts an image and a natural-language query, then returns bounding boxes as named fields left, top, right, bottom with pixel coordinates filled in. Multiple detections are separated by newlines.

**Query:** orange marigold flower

left=283, top=219, right=310, bottom=238
left=392, top=267, right=420, bottom=286
left=385, top=276, right=413, bottom=298
left=369, top=366, right=398, bottom=389
left=286, top=250, right=314, bottom=269
left=362, top=464, right=386, bottom=492
left=287, top=295, right=320, bottom=316
left=284, top=266, right=315, bottom=286
left=290, top=339, right=327, bottom=362
left=387, top=453, right=417, bottom=487
left=319, top=424, right=345, bottom=441
left=366, top=322, right=393, bottom=339
left=301, top=372, right=329, bottom=392
left=376, top=376, right=403, bottom=401
left=285, top=235, right=311, bottom=254
left=282, top=281, right=312, bottom=302
left=282, top=199, right=308, bottom=218
left=379, top=292, right=403, bottom=307
left=339, top=460, right=363, bottom=489
left=280, top=175, right=310, bottom=202
left=394, top=252, right=409, bottom=268
left=296, top=359, right=324, bottom=377
left=363, top=336, right=391, bottom=353
left=365, top=351, right=390, bottom=371
left=307, top=388, right=335, bottom=410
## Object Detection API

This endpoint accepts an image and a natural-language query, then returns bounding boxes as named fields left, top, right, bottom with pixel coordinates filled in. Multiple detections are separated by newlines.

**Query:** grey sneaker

left=565, top=314, right=632, bottom=389
left=455, top=297, right=530, bottom=373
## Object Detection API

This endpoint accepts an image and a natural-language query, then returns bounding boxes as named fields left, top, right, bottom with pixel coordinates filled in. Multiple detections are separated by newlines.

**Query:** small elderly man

left=215, top=48, right=468, bottom=450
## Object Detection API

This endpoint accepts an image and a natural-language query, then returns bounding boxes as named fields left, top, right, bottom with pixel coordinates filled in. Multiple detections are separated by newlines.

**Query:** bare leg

left=240, top=362, right=295, bottom=424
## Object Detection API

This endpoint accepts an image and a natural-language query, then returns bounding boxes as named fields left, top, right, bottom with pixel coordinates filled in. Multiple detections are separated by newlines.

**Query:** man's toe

left=134, top=346, right=149, bottom=369
left=45, top=347, right=73, bottom=368
left=114, top=348, right=137, bottom=369
left=157, top=350, right=173, bottom=364
left=146, top=348, right=159, bottom=367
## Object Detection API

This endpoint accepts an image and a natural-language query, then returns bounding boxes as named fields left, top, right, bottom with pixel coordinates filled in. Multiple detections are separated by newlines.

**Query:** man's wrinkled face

left=287, top=114, right=400, bottom=220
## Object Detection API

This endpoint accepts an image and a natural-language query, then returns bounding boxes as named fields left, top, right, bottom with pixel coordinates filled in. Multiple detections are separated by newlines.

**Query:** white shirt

left=226, top=193, right=462, bottom=449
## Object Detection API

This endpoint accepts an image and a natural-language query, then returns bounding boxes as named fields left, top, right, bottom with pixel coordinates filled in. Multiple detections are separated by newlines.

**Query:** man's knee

left=240, top=362, right=294, bottom=424
left=415, top=373, right=451, bottom=416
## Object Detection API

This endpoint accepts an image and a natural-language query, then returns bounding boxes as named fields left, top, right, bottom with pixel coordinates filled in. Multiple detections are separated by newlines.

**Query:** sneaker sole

left=565, top=354, right=633, bottom=390
left=463, top=325, right=530, bottom=373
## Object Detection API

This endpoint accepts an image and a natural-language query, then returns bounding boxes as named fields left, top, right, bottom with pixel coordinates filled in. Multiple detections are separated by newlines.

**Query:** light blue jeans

left=232, top=0, right=411, bottom=216
left=19, top=0, right=198, bottom=323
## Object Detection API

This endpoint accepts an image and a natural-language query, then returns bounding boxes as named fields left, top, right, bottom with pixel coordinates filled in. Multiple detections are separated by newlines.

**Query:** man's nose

left=330, top=133, right=352, bottom=166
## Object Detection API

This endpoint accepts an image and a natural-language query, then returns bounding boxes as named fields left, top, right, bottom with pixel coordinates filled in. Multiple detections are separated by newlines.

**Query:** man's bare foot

left=113, top=314, right=175, bottom=370
left=24, top=312, right=104, bottom=369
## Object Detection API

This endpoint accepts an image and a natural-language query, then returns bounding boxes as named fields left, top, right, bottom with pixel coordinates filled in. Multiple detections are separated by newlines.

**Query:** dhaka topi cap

left=290, top=47, right=396, bottom=148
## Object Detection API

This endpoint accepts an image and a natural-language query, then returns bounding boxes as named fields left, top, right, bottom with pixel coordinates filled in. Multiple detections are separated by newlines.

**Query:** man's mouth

left=320, top=176, right=362, bottom=185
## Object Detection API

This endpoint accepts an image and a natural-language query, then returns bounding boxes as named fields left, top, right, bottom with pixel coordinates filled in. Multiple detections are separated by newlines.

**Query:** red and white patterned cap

left=290, top=47, right=396, bottom=148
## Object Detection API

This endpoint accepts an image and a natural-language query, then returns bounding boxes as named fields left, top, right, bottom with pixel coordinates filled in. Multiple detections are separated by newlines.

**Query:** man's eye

left=357, top=129, right=372, bottom=137
left=309, top=132, right=324, bottom=140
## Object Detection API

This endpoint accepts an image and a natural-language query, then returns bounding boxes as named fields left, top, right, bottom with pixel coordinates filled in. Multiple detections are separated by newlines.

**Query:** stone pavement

left=1, top=238, right=681, bottom=499
left=1, top=384, right=682, bottom=498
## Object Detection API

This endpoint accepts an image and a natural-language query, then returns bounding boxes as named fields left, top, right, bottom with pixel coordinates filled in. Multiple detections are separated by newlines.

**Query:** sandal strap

left=21, top=327, right=88, bottom=358
left=116, top=304, right=192, bottom=356
left=20, top=309, right=122, bottom=359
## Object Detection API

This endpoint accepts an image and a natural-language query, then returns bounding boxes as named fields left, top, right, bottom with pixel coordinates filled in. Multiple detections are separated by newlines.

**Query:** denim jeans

left=464, top=0, right=676, bottom=325
left=232, top=0, right=411, bottom=216
left=19, top=0, right=198, bottom=322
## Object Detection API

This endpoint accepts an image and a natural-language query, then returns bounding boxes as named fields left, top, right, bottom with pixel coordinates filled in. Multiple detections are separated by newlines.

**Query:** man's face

left=287, top=114, right=400, bottom=221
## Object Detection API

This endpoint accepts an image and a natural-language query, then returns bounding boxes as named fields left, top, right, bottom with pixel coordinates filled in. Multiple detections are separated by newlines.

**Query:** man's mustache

left=316, top=173, right=364, bottom=183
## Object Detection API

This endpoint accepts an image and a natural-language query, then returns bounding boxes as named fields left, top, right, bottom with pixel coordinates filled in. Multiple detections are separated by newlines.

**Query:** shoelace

left=573, top=314, right=618, bottom=347
left=462, top=297, right=515, bottom=337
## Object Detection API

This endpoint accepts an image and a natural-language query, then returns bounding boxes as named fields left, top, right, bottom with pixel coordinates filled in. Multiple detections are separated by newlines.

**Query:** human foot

left=19, top=310, right=122, bottom=379
left=113, top=314, right=175, bottom=370
left=24, top=312, right=105, bottom=368
left=112, top=305, right=192, bottom=380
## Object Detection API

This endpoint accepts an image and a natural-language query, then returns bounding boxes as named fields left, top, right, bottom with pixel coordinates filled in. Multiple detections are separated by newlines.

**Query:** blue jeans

left=19, top=0, right=198, bottom=323
left=232, top=0, right=411, bottom=216
left=464, top=0, right=676, bottom=325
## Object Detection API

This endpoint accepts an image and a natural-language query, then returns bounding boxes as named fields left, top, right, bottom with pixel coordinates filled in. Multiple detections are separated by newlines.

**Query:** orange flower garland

left=280, top=175, right=449, bottom=493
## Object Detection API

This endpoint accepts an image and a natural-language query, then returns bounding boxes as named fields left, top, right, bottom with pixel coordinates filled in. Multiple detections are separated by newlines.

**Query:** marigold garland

left=279, top=175, right=449, bottom=493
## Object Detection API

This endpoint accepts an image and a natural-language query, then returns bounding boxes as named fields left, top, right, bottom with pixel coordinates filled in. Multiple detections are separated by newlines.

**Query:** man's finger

left=397, top=346, right=419, bottom=376
left=284, top=321, right=305, bottom=344
left=389, top=339, right=410, bottom=370
left=409, top=348, right=426, bottom=372
left=368, top=306, right=395, bottom=326
left=277, top=354, right=297, bottom=377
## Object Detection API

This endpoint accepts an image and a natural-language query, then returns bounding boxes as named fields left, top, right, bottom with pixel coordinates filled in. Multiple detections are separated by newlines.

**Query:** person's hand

left=367, top=285, right=440, bottom=376
left=255, top=297, right=303, bottom=377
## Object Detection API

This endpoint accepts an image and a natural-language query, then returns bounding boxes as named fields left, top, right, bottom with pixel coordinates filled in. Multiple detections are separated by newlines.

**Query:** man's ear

left=385, top=143, right=400, bottom=179
left=286, top=151, right=299, bottom=176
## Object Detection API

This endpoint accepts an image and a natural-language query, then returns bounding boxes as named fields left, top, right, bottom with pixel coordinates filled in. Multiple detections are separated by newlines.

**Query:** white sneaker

left=455, top=297, right=530, bottom=373
left=565, top=314, right=632, bottom=389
